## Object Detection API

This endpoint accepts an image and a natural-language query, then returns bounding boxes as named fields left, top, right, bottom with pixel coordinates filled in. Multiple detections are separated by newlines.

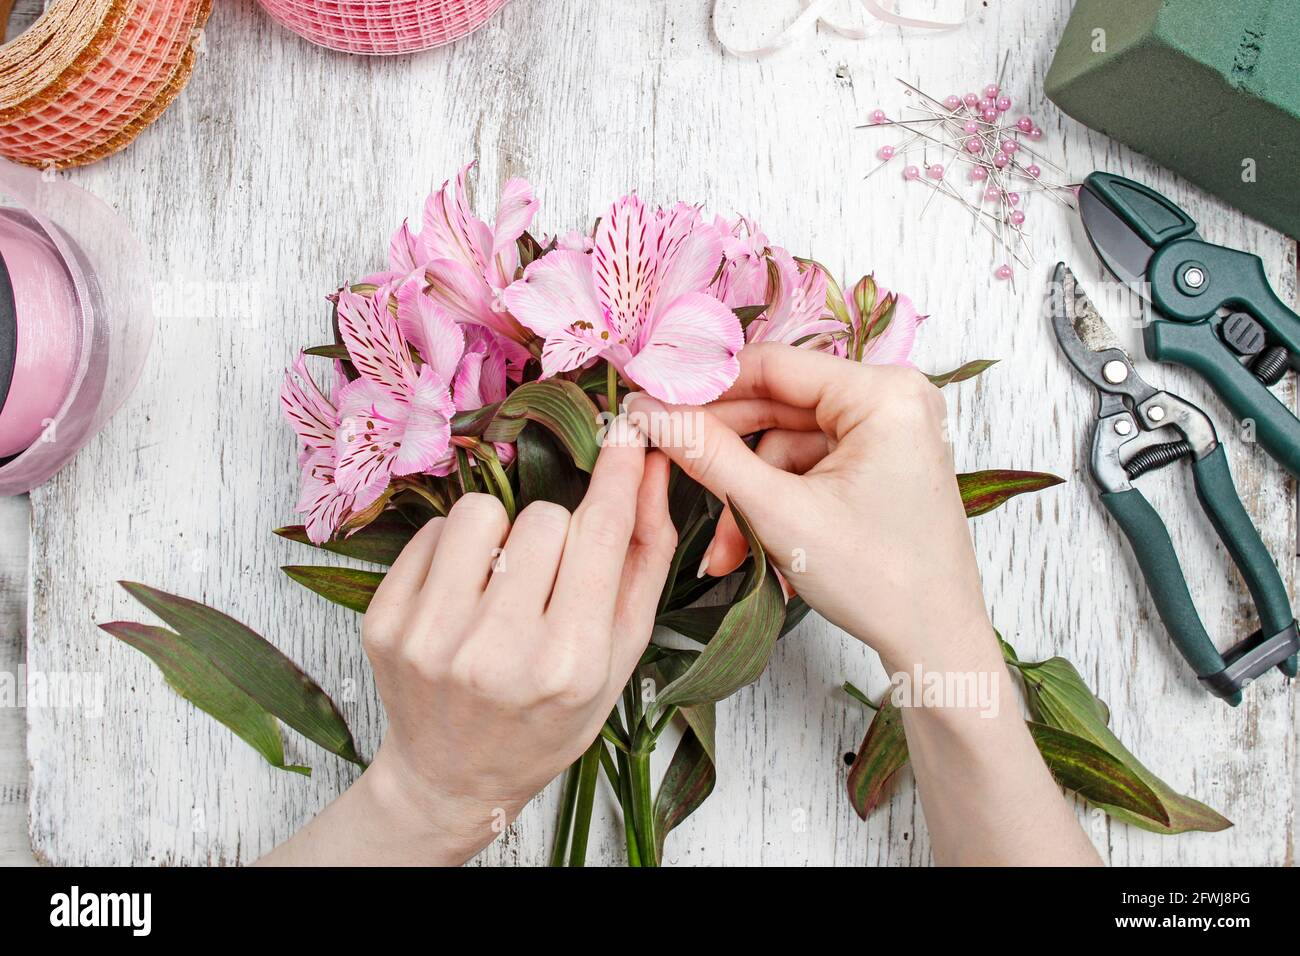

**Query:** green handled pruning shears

left=1078, top=172, right=1300, bottom=478
left=1050, top=263, right=1298, bottom=704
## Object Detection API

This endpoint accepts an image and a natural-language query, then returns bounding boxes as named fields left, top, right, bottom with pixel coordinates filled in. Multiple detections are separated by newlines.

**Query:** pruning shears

left=1079, top=172, right=1300, bottom=478
left=1050, top=263, right=1298, bottom=704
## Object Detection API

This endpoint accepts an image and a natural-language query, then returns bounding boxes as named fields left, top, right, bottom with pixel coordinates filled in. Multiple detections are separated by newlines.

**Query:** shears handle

left=1100, top=446, right=1297, bottom=703
left=1146, top=239, right=1300, bottom=477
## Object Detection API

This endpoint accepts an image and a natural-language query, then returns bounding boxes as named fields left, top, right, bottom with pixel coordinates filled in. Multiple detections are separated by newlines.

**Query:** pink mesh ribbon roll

left=256, top=0, right=511, bottom=55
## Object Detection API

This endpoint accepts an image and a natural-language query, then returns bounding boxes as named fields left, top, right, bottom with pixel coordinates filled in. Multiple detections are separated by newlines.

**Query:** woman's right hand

left=626, top=342, right=997, bottom=673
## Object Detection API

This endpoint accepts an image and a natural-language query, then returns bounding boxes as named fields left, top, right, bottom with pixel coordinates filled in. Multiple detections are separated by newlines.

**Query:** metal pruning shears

left=1050, top=263, right=1298, bottom=704
left=1079, top=172, right=1300, bottom=478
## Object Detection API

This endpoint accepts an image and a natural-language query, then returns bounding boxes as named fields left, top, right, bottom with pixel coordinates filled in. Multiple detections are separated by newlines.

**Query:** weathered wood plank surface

left=10, top=0, right=1297, bottom=865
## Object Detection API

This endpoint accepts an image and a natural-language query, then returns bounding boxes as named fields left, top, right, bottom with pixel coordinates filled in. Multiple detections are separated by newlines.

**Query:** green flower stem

left=475, top=445, right=516, bottom=521
left=615, top=747, right=642, bottom=867
left=549, top=759, right=582, bottom=867
left=606, top=360, right=619, bottom=417
left=629, top=746, right=657, bottom=867
left=600, top=723, right=630, bottom=753
left=567, top=738, right=603, bottom=866
left=599, top=743, right=621, bottom=790
left=650, top=704, right=678, bottom=740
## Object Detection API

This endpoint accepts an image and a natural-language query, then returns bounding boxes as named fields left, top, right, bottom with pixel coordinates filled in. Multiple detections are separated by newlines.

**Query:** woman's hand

left=628, top=343, right=1099, bottom=866
left=626, top=342, right=991, bottom=673
left=261, top=419, right=677, bottom=866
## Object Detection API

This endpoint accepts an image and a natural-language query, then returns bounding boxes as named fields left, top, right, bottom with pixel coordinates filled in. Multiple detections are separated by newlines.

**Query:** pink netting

left=256, top=0, right=511, bottom=54
left=0, top=0, right=211, bottom=168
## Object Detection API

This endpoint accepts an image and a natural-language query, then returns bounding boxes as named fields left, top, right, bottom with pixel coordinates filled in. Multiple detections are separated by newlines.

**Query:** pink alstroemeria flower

left=502, top=195, right=743, bottom=405
left=711, top=217, right=840, bottom=347
left=834, top=274, right=927, bottom=366
left=420, top=163, right=539, bottom=367
left=280, top=354, right=353, bottom=544
left=395, top=282, right=514, bottom=470
left=332, top=285, right=457, bottom=510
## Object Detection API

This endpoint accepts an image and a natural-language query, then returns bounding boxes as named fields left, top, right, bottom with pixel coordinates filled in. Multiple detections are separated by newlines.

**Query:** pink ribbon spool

left=0, top=212, right=81, bottom=458
left=256, top=0, right=511, bottom=55
left=0, top=159, right=152, bottom=495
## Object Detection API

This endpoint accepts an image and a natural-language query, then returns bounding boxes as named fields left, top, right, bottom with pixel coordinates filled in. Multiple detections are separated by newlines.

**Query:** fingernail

left=696, top=542, right=714, bottom=579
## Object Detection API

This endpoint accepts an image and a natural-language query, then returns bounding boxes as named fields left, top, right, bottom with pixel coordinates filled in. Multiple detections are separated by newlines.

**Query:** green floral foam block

left=1045, top=0, right=1300, bottom=238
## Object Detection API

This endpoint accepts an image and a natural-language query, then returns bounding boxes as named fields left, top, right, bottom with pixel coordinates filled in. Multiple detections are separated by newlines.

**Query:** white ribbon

left=712, top=0, right=968, bottom=59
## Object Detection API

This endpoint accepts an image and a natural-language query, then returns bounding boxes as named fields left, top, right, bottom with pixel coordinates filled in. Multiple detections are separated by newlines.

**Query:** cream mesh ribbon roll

left=0, top=0, right=212, bottom=169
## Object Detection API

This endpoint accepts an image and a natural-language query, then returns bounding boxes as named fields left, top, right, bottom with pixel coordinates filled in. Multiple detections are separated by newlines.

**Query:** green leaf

left=781, top=596, right=812, bottom=637
left=116, top=582, right=363, bottom=766
left=1027, top=722, right=1168, bottom=824
left=846, top=694, right=908, bottom=818
left=646, top=650, right=716, bottom=761
left=927, top=359, right=998, bottom=388
left=101, top=622, right=309, bottom=775
left=653, top=502, right=785, bottom=711
left=517, top=423, right=588, bottom=511
left=652, top=726, right=716, bottom=860
left=958, top=469, right=1064, bottom=517
left=274, top=512, right=417, bottom=567
left=453, top=380, right=601, bottom=472
left=281, top=566, right=384, bottom=614
left=302, top=344, right=352, bottom=360
left=656, top=605, right=728, bottom=644
left=733, top=304, right=768, bottom=327
left=1015, top=656, right=1231, bottom=833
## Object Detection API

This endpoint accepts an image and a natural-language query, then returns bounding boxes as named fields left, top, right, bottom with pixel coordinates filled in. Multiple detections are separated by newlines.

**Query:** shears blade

left=1078, top=181, right=1154, bottom=292
left=1078, top=172, right=1201, bottom=298
left=1049, top=263, right=1148, bottom=399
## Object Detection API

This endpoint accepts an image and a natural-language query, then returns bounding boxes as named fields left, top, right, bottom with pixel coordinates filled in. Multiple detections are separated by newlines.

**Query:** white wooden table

left=4, top=0, right=1297, bottom=866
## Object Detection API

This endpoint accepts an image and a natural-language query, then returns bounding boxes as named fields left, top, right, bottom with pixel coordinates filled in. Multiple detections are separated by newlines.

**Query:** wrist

left=359, top=752, right=514, bottom=865
left=876, top=614, right=1005, bottom=676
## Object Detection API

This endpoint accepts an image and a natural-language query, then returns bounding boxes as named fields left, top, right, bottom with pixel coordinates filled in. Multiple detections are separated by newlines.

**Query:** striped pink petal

left=592, top=194, right=656, bottom=341
left=624, top=292, right=743, bottom=404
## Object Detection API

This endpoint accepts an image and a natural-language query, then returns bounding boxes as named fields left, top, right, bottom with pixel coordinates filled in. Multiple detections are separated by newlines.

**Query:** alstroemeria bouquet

left=103, top=163, right=1227, bottom=866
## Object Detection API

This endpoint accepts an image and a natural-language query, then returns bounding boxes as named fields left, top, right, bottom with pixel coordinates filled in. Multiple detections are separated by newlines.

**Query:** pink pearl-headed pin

left=996, top=96, right=1012, bottom=112
left=1029, top=126, right=1043, bottom=140
left=1026, top=164, right=1041, bottom=178
left=903, top=165, right=920, bottom=180
left=963, top=119, right=979, bottom=134
left=878, top=145, right=896, bottom=160
left=992, top=151, right=1009, bottom=168
left=870, top=109, right=887, bottom=124
left=983, top=186, right=1001, bottom=202
left=926, top=164, right=945, bottom=179
left=1000, top=139, right=1018, bottom=153
left=1010, top=210, right=1026, bottom=226
left=965, top=137, right=983, bottom=154
left=995, top=264, right=1013, bottom=280
left=970, top=167, right=988, bottom=182
left=1016, top=116, right=1034, bottom=133
left=944, top=94, right=962, bottom=110
left=963, top=92, right=980, bottom=108
left=981, top=107, right=999, bottom=123
left=1006, top=191, right=1020, bottom=205
left=983, top=83, right=999, bottom=100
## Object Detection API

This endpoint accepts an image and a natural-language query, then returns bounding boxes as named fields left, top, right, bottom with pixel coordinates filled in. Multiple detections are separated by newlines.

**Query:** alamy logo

left=49, top=886, right=151, bottom=936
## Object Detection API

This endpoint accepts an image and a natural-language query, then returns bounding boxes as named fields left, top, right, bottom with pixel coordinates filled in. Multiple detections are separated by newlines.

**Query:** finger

left=548, top=416, right=645, bottom=633
left=624, top=391, right=801, bottom=518
left=609, top=450, right=676, bottom=681
left=419, top=492, right=510, bottom=633
left=719, top=343, right=877, bottom=438
left=705, top=430, right=829, bottom=576
left=484, top=500, right=570, bottom=612
left=706, top=398, right=820, bottom=436
left=362, top=517, right=445, bottom=651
